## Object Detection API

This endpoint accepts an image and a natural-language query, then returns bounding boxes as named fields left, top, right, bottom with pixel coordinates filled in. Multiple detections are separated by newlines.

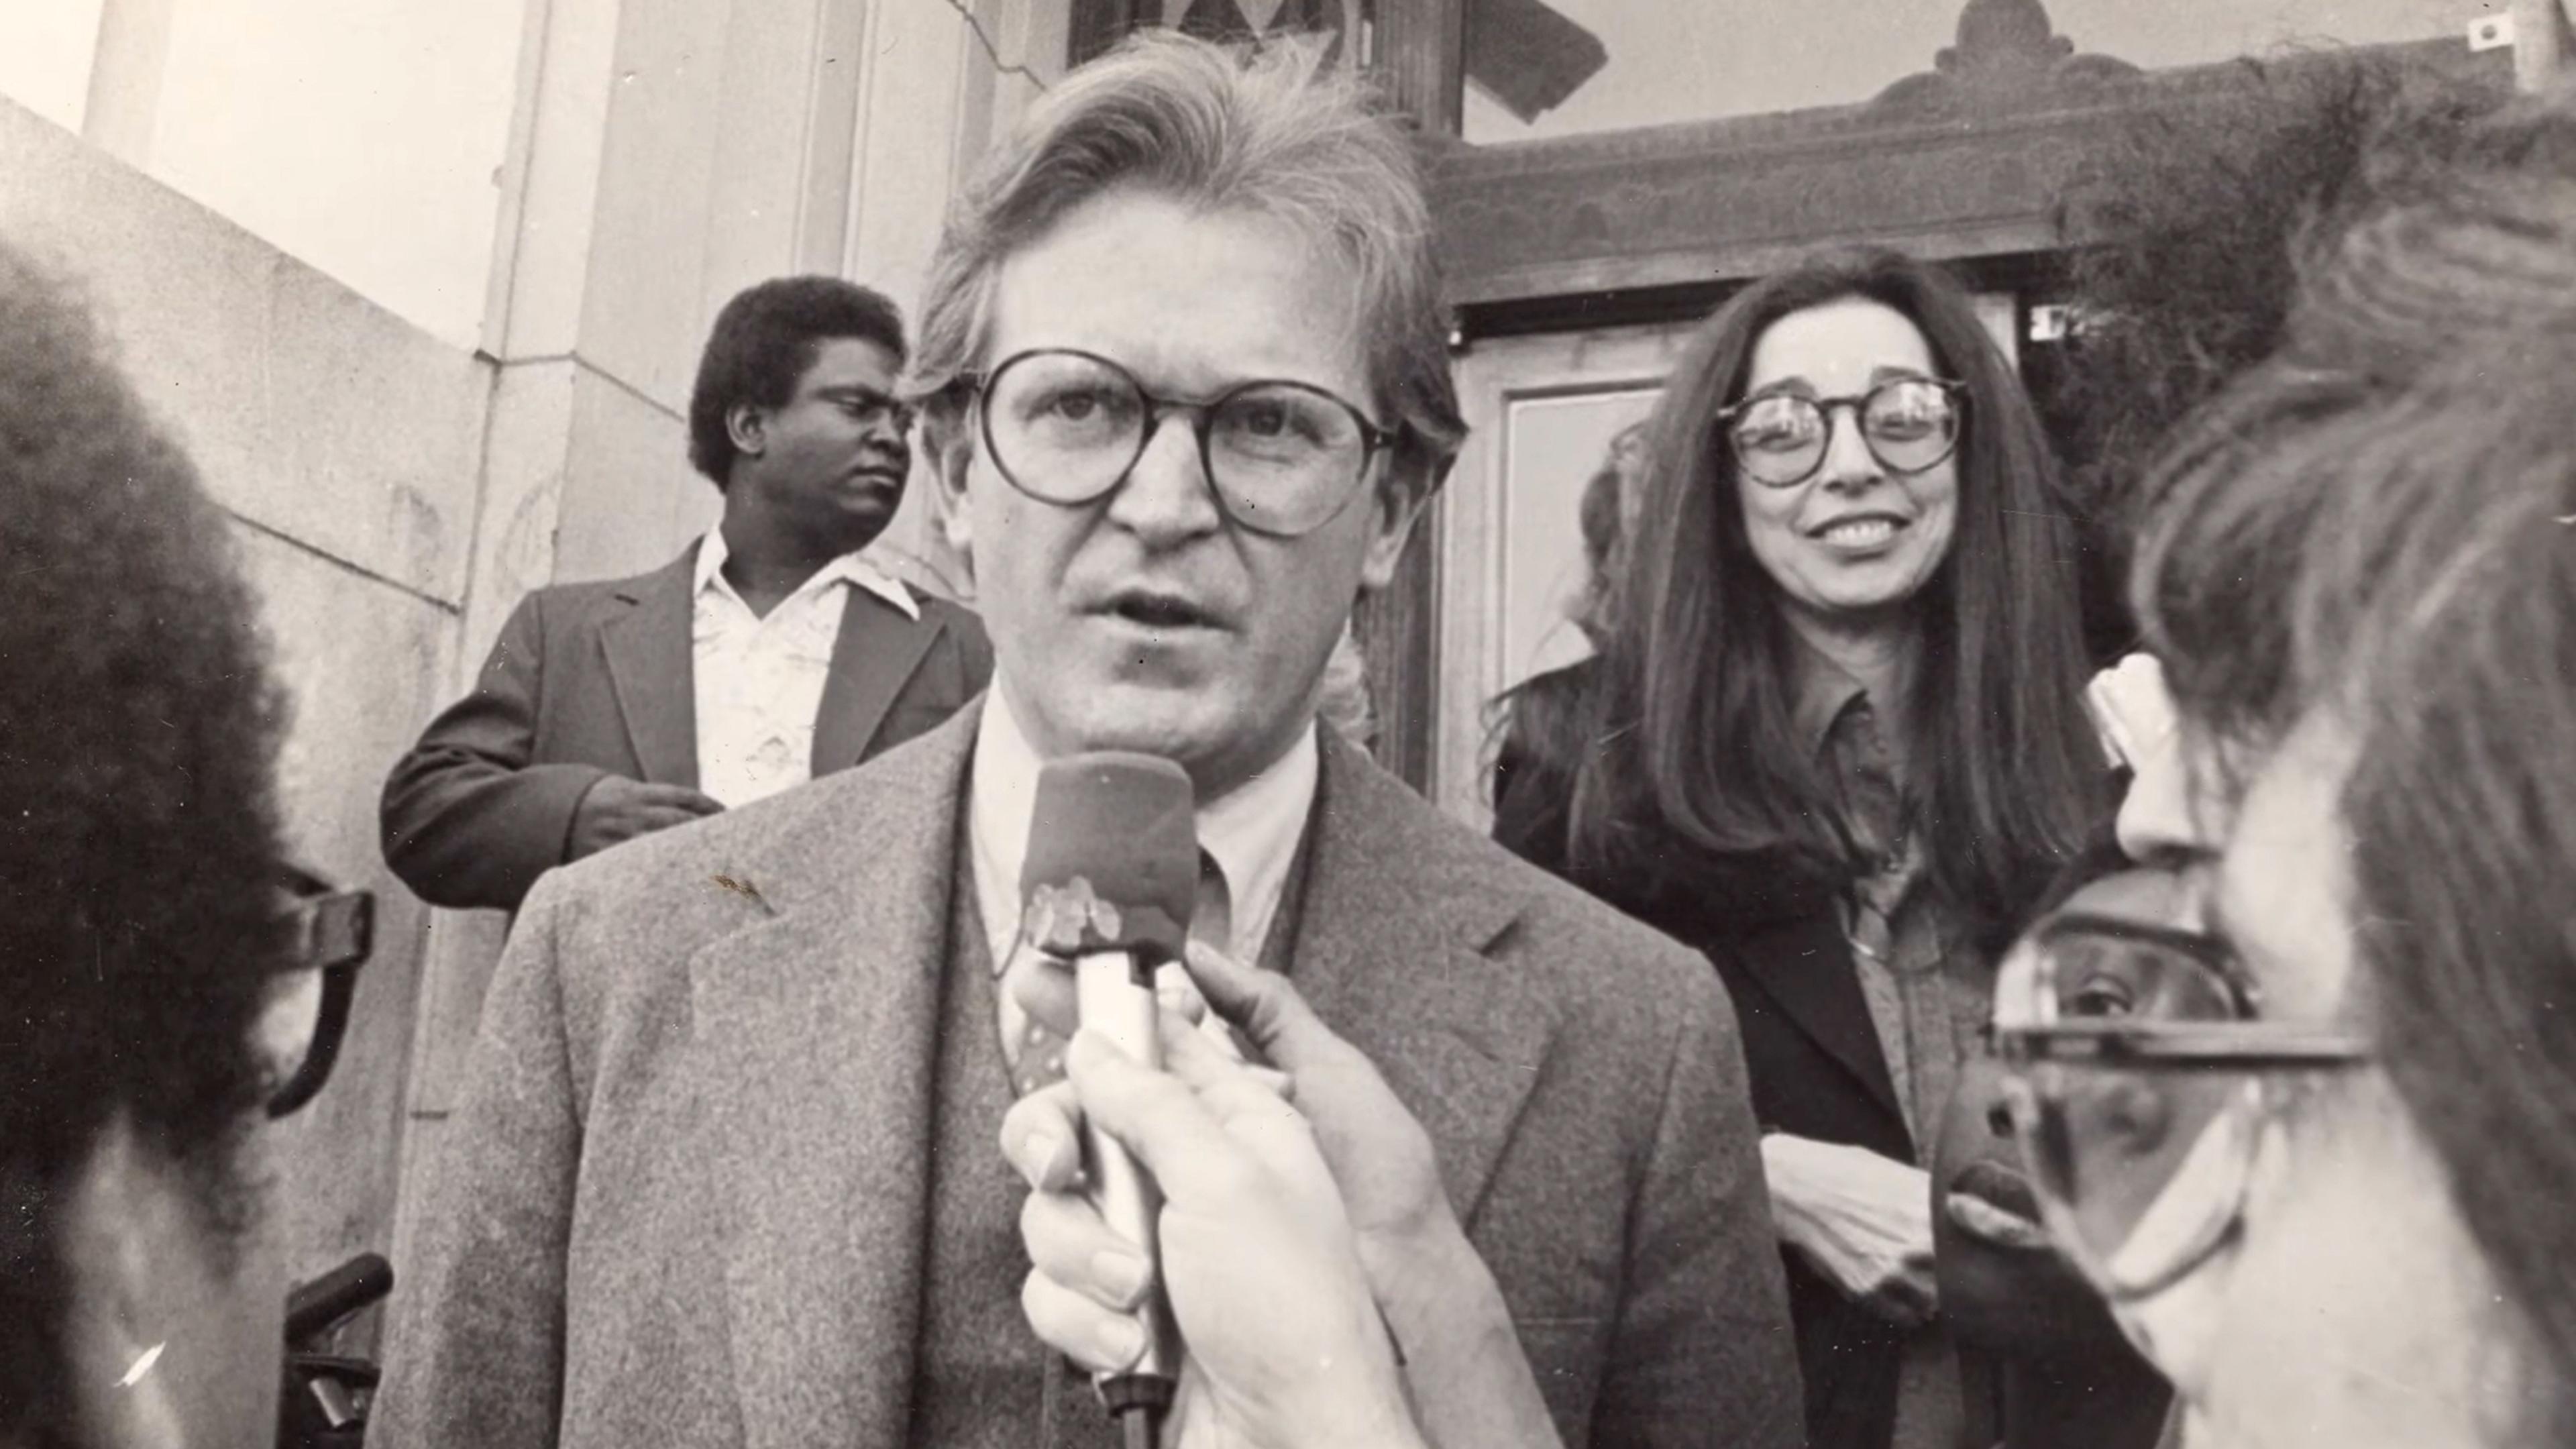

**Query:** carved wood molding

left=1429, top=38, right=2502, bottom=305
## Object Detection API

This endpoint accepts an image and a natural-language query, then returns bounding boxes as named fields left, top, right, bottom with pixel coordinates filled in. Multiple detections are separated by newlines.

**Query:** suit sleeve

left=382, top=591, right=613, bottom=912
left=1589, top=968, right=1807, bottom=1449
left=372, top=871, right=584, bottom=1449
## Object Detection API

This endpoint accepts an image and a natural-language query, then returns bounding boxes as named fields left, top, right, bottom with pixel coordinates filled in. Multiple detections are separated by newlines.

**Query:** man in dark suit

left=374, top=34, right=1799, bottom=1449
left=380, top=277, right=991, bottom=912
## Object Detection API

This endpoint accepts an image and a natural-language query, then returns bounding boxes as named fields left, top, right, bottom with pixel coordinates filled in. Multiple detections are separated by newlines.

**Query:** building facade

left=1, top=0, right=2563, bottom=1363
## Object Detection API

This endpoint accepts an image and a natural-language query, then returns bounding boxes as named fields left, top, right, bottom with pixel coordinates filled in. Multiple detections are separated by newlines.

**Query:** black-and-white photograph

left=3, top=3, right=2570, bottom=1446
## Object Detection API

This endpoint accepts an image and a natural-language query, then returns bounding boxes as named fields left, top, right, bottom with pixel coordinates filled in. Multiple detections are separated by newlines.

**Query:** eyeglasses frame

left=1715, top=376, right=1970, bottom=489
left=1987, top=910, right=2372, bottom=1299
left=959, top=347, right=1400, bottom=539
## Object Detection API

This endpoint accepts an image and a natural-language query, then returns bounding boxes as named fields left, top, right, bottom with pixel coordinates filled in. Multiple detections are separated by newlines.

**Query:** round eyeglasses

left=964, top=349, right=1398, bottom=539
left=1716, top=377, right=1966, bottom=488
left=1988, top=912, right=2370, bottom=1299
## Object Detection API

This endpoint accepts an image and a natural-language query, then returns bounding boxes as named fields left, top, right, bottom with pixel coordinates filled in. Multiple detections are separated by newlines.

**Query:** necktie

left=1000, top=849, right=1232, bottom=1095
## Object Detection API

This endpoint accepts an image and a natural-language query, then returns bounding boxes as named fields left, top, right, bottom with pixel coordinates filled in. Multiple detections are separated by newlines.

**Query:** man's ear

left=1356, top=464, right=1436, bottom=594
left=725, top=402, right=769, bottom=460
left=922, top=405, right=975, bottom=555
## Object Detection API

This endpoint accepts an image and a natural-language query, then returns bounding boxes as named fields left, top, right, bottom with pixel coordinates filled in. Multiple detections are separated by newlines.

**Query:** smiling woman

left=1493, top=247, right=2112, bottom=1449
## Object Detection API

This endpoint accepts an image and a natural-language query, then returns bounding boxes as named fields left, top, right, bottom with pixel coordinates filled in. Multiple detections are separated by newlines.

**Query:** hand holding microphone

left=1006, top=1020, right=1425, bottom=1449
left=1018, top=753, right=1203, bottom=1442
left=1008, top=928, right=1563, bottom=1449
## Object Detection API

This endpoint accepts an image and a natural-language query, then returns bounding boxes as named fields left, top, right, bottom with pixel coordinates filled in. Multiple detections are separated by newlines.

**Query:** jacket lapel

left=600, top=549, right=701, bottom=788
left=1723, top=909, right=1905, bottom=1127
left=1290, top=731, right=1552, bottom=1221
left=689, top=708, right=980, bottom=1449
left=810, top=591, right=944, bottom=777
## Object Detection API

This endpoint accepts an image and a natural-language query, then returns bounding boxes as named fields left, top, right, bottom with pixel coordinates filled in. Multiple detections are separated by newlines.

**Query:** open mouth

left=1946, top=1159, right=2049, bottom=1250
left=1810, top=514, right=1910, bottom=547
left=1104, top=592, right=1220, bottom=631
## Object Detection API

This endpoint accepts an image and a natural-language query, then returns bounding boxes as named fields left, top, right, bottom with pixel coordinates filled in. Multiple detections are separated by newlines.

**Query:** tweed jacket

left=380, top=545, right=991, bottom=912
left=373, top=702, right=1803, bottom=1449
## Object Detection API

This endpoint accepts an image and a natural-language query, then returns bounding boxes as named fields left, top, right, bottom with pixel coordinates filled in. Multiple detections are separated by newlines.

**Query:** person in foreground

left=376, top=32, right=1799, bottom=1449
left=1495, top=248, right=2108, bottom=1449
left=0, top=243, right=345, bottom=1446
left=1992, top=237, right=2576, bottom=1449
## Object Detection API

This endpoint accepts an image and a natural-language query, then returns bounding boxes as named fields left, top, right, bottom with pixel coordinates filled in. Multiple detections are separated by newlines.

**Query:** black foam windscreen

left=1020, top=752, right=1196, bottom=961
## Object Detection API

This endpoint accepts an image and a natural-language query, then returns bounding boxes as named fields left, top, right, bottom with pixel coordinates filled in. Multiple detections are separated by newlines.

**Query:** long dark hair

left=1566, top=248, right=2107, bottom=941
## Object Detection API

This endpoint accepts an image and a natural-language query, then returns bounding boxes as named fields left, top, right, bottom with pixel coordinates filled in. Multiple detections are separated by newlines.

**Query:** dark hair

left=2131, top=89, right=2576, bottom=1441
left=0, top=246, right=289, bottom=1439
left=1570, top=421, right=1646, bottom=647
left=2139, top=321, right=2576, bottom=1446
left=2049, top=51, right=2506, bottom=527
left=1568, top=248, right=2108, bottom=941
left=2134, top=85, right=2576, bottom=749
left=686, top=276, right=907, bottom=485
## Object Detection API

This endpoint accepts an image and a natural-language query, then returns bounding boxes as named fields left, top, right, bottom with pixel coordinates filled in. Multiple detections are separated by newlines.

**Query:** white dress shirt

left=967, top=688, right=1318, bottom=1055
left=690, top=530, right=918, bottom=808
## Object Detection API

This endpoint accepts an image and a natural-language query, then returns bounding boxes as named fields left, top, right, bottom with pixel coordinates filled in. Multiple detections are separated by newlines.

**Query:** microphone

left=1021, top=751, right=1196, bottom=1446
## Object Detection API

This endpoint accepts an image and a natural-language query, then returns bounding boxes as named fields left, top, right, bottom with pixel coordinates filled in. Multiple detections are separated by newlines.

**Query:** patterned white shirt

left=690, top=530, right=918, bottom=808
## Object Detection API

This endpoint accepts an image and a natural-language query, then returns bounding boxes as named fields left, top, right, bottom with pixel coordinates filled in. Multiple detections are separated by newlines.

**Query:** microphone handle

left=1075, top=951, right=1181, bottom=1411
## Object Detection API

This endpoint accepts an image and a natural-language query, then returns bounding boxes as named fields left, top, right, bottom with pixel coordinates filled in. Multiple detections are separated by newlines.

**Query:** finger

left=1020, top=1268, right=1147, bottom=1375
left=1020, top=1188, right=1155, bottom=1313
left=1152, top=960, right=1209, bottom=1027
left=999, top=1081, right=1085, bottom=1192
left=636, top=783, right=724, bottom=812
left=1007, top=943, right=1079, bottom=1037
left=1183, top=940, right=1346, bottom=1074
left=1063, top=1030, right=1265, bottom=1208
left=1885, top=1263, right=1941, bottom=1322
left=1161, top=1014, right=1303, bottom=1116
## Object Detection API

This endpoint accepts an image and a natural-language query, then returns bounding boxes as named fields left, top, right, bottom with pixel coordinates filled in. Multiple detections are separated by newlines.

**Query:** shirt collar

left=1790, top=647, right=1874, bottom=758
left=694, top=529, right=920, bottom=621
left=966, top=684, right=1319, bottom=961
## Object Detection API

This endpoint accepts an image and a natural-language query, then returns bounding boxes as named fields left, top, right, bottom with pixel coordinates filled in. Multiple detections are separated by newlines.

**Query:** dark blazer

left=372, top=704, right=1806, bottom=1449
left=1494, top=659, right=1913, bottom=1449
left=380, top=545, right=991, bottom=912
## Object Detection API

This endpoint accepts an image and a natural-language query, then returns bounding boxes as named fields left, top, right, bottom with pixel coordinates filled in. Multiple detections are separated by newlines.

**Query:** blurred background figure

left=1487, top=417, right=1647, bottom=826
left=0, top=241, right=345, bottom=1446
left=1495, top=246, right=2110, bottom=1449
left=1996, top=85, right=2576, bottom=1449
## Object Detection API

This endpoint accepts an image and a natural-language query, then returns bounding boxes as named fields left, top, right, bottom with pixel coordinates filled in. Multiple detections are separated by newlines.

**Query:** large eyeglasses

left=262, top=863, right=374, bottom=1119
left=965, top=349, right=1398, bottom=539
left=1989, top=912, right=2370, bottom=1299
left=1716, top=378, right=1966, bottom=488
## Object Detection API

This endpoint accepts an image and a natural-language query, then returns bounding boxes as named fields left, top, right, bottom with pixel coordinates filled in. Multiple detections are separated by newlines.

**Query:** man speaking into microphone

left=376, top=30, right=1799, bottom=1449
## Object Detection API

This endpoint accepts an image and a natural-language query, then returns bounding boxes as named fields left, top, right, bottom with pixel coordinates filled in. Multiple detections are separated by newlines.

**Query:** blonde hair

left=905, top=30, right=1464, bottom=506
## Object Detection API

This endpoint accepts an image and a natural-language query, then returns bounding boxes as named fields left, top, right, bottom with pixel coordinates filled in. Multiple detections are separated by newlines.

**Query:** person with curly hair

left=0, top=241, right=299, bottom=1448
left=380, top=276, right=990, bottom=914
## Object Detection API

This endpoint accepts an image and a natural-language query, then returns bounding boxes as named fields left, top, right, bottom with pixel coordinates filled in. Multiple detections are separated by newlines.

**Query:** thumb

left=1182, top=940, right=1338, bottom=1073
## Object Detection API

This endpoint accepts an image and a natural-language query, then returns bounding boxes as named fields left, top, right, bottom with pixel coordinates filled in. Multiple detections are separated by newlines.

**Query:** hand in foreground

left=1004, top=1023, right=1426, bottom=1449
left=1012, top=945, right=1562, bottom=1449
left=566, top=775, right=723, bottom=860
left=1012, top=942, right=1454, bottom=1307
left=1761, top=1133, right=1940, bottom=1328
